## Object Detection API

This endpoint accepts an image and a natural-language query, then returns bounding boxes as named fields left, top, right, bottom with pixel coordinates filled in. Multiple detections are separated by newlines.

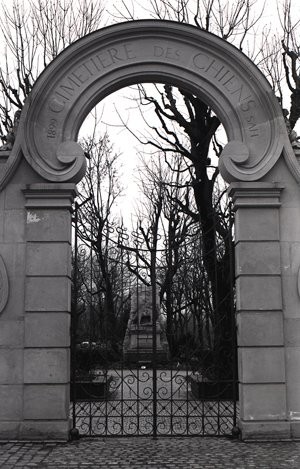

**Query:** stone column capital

left=22, top=183, right=77, bottom=210
left=228, top=182, right=284, bottom=209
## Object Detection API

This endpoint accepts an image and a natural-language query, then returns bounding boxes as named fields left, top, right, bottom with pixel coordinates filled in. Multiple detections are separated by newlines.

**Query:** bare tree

left=281, top=0, right=300, bottom=131
left=116, top=82, right=234, bottom=370
left=113, top=0, right=263, bottom=47
left=112, top=0, right=299, bottom=131
left=257, top=0, right=300, bottom=134
left=75, top=129, right=126, bottom=344
left=121, top=154, right=165, bottom=290
left=0, top=0, right=104, bottom=143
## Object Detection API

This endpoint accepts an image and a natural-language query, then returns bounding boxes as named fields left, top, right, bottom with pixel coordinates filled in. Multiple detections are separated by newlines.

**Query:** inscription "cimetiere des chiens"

left=48, top=44, right=136, bottom=115
left=47, top=43, right=259, bottom=139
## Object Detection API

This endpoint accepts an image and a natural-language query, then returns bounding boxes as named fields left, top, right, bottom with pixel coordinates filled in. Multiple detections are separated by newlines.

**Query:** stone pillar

left=229, top=182, right=289, bottom=440
left=0, top=162, right=27, bottom=439
left=21, top=183, right=76, bottom=440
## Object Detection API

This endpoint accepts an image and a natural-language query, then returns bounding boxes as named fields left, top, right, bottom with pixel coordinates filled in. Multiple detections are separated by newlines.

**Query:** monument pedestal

left=123, top=285, right=169, bottom=365
left=123, top=323, right=168, bottom=365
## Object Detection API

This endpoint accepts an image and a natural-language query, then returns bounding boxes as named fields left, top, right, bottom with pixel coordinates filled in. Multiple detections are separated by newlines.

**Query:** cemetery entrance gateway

left=71, top=202, right=237, bottom=437
left=0, top=20, right=298, bottom=442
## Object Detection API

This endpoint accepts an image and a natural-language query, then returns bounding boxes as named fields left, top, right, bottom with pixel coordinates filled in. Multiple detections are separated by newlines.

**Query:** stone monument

left=123, top=285, right=169, bottom=364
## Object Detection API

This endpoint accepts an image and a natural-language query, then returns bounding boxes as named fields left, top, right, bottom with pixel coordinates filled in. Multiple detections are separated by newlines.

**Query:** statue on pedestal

left=123, top=285, right=169, bottom=365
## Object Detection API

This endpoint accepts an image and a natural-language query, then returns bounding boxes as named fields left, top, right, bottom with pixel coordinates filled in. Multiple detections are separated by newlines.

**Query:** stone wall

left=267, top=159, right=300, bottom=439
left=0, top=157, right=75, bottom=440
left=228, top=160, right=300, bottom=440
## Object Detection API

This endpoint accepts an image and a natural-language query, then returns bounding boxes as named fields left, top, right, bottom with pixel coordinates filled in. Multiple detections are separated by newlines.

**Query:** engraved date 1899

left=47, top=118, right=57, bottom=139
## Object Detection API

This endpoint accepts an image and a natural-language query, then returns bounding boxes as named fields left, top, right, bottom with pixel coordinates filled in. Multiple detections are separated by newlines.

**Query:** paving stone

left=0, top=437, right=300, bottom=468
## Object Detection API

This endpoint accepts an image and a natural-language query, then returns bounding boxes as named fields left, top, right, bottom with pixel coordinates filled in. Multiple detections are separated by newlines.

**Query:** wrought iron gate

left=71, top=201, right=237, bottom=437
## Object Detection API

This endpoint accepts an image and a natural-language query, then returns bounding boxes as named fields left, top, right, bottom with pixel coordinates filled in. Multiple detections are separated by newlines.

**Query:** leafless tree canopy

left=0, top=0, right=104, bottom=140
left=111, top=0, right=300, bottom=132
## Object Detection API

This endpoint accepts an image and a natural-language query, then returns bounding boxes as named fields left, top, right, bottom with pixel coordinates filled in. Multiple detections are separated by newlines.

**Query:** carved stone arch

left=0, top=20, right=297, bottom=187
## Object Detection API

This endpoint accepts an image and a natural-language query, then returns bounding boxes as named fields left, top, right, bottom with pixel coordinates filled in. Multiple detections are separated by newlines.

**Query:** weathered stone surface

left=287, top=383, right=300, bottom=421
left=281, top=275, right=300, bottom=318
left=285, top=347, right=300, bottom=435
left=0, top=242, right=26, bottom=272
left=236, top=276, right=282, bottom=310
left=6, top=157, right=43, bottom=186
left=267, top=158, right=300, bottom=207
left=25, top=313, right=70, bottom=348
left=280, top=207, right=300, bottom=242
left=0, top=320, right=24, bottom=347
left=240, top=383, right=287, bottom=421
left=19, top=420, right=70, bottom=440
left=25, top=209, right=71, bottom=242
left=0, top=216, right=3, bottom=244
left=25, top=276, right=71, bottom=312
left=4, top=209, right=25, bottom=243
left=0, top=274, right=24, bottom=320
left=239, top=347, right=285, bottom=383
left=0, top=187, right=5, bottom=210
left=4, top=183, right=25, bottom=210
left=0, top=421, right=21, bottom=439
left=281, top=242, right=300, bottom=276
left=237, top=312, right=283, bottom=346
left=0, top=385, right=23, bottom=420
left=0, top=349, right=23, bottom=384
left=24, top=384, right=69, bottom=420
left=26, top=242, right=71, bottom=276
left=286, top=347, right=300, bottom=383
left=285, top=319, right=300, bottom=346
left=0, top=243, right=25, bottom=319
left=235, top=208, right=279, bottom=241
left=235, top=241, right=280, bottom=276
left=24, top=349, right=69, bottom=383
left=280, top=243, right=300, bottom=321
left=291, top=422, right=300, bottom=438
left=239, top=420, right=291, bottom=440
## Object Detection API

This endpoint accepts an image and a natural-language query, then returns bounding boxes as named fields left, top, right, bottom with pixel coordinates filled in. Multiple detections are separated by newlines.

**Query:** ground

left=0, top=437, right=300, bottom=468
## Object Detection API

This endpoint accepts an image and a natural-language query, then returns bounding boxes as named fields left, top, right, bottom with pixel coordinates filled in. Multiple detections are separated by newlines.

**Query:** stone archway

left=0, top=20, right=299, bottom=441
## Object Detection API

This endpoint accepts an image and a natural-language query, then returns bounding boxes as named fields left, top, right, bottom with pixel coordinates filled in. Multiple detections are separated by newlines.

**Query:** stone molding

left=0, top=20, right=295, bottom=186
left=238, top=420, right=291, bottom=441
left=22, top=183, right=77, bottom=210
left=229, top=182, right=284, bottom=209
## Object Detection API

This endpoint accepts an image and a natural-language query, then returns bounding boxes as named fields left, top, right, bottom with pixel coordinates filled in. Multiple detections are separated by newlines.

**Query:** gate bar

left=151, top=248, right=157, bottom=439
